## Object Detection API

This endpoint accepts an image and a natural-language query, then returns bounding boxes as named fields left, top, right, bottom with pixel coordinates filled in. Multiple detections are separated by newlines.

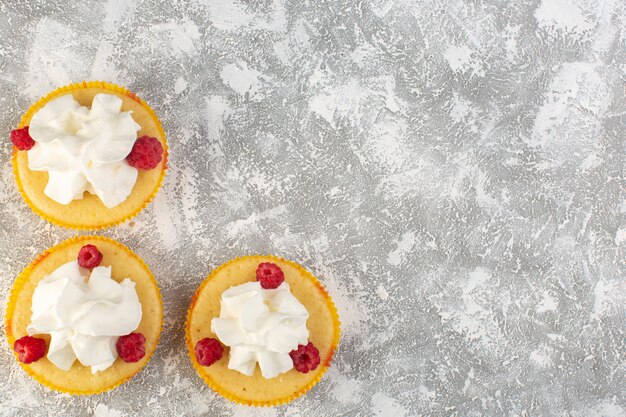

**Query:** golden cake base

left=13, top=81, right=168, bottom=230
left=185, top=255, right=340, bottom=406
left=5, top=236, right=163, bottom=395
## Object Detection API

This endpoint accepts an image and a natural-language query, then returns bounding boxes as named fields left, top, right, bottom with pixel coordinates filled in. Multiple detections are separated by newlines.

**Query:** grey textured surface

left=0, top=0, right=624, bottom=416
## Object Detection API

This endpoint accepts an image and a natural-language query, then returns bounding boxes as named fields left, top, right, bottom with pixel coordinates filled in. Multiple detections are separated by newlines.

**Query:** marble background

left=0, top=0, right=624, bottom=416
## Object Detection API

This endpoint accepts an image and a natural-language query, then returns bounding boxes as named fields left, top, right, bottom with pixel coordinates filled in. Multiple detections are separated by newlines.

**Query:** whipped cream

left=27, top=261, right=142, bottom=374
left=211, top=281, right=309, bottom=379
left=28, top=93, right=141, bottom=208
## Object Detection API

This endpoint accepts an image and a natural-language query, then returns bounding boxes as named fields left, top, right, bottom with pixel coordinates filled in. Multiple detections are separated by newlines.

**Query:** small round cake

left=11, top=81, right=168, bottom=230
left=5, top=236, right=162, bottom=395
left=185, top=255, right=340, bottom=406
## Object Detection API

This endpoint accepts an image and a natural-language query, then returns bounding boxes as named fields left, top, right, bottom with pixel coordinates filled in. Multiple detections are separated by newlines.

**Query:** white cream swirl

left=27, top=261, right=142, bottom=374
left=211, top=281, right=309, bottom=379
left=28, top=93, right=141, bottom=208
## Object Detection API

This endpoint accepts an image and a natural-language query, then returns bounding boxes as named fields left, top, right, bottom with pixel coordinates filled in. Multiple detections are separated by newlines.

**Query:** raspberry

left=195, top=338, right=223, bottom=366
left=289, top=342, right=321, bottom=373
left=10, top=127, right=35, bottom=151
left=77, top=244, right=103, bottom=269
left=14, top=336, right=47, bottom=364
left=256, top=262, right=285, bottom=289
left=116, top=333, right=146, bottom=363
left=126, top=135, right=163, bottom=170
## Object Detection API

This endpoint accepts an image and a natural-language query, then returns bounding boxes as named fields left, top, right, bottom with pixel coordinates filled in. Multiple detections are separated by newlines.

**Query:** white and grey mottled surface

left=0, top=0, right=624, bottom=416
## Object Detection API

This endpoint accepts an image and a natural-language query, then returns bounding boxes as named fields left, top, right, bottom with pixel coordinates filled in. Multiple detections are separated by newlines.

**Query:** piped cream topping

left=211, top=281, right=309, bottom=379
left=27, top=93, right=141, bottom=208
left=27, top=261, right=142, bottom=374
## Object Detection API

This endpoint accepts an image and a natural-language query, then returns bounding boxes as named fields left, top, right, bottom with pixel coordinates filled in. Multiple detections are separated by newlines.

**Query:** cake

left=185, top=255, right=340, bottom=406
left=5, top=236, right=163, bottom=394
left=10, top=81, right=168, bottom=230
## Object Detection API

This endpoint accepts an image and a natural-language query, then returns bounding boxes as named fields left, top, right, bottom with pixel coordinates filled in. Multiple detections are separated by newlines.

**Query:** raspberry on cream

left=27, top=93, right=141, bottom=208
left=27, top=260, right=142, bottom=374
left=211, top=281, right=310, bottom=379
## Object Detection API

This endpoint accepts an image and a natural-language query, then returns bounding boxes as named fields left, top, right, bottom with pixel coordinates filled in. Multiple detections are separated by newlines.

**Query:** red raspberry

left=126, top=135, right=163, bottom=170
left=256, top=262, right=285, bottom=289
left=14, top=336, right=47, bottom=364
left=289, top=342, right=321, bottom=373
left=116, top=333, right=146, bottom=363
left=77, top=244, right=103, bottom=269
left=195, top=338, right=223, bottom=366
left=10, top=127, right=35, bottom=151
